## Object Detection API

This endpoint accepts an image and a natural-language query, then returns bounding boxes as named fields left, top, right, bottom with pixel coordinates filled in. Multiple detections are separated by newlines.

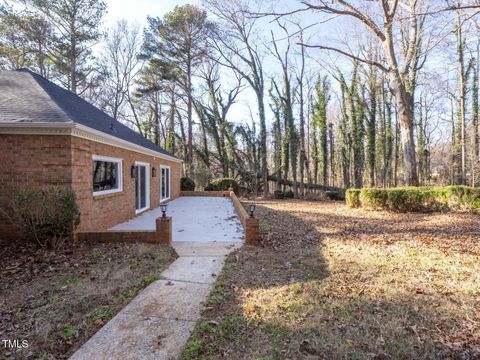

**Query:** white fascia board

left=0, top=122, right=182, bottom=164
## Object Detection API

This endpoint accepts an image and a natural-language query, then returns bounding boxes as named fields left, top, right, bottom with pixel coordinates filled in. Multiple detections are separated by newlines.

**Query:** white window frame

left=160, top=165, right=171, bottom=202
left=92, top=155, right=123, bottom=196
left=134, top=161, right=151, bottom=214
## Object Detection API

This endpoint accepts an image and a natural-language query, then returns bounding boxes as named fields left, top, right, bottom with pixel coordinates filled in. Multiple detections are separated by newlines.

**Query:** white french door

left=135, top=162, right=150, bottom=213
left=160, top=166, right=171, bottom=201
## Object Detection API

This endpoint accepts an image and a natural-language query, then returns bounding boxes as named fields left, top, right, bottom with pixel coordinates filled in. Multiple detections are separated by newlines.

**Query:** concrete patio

left=110, top=196, right=244, bottom=243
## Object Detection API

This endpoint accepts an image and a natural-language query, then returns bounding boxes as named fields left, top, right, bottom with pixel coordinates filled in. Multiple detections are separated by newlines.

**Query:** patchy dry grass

left=0, top=240, right=177, bottom=359
left=183, top=200, right=480, bottom=359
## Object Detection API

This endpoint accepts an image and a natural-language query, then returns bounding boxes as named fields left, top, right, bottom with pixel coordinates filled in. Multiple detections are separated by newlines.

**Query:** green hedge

left=180, top=177, right=195, bottom=191
left=345, top=186, right=480, bottom=212
left=204, top=178, right=240, bottom=194
left=273, top=189, right=294, bottom=199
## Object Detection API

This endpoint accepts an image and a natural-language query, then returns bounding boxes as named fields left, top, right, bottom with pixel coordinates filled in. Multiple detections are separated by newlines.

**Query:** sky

left=103, top=0, right=199, bottom=28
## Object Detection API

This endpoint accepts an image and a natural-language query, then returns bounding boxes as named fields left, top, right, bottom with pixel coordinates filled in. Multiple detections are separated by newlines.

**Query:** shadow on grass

left=182, top=200, right=480, bottom=360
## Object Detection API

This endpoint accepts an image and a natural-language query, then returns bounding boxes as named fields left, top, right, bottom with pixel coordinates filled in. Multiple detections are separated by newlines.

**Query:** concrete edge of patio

left=77, top=194, right=261, bottom=246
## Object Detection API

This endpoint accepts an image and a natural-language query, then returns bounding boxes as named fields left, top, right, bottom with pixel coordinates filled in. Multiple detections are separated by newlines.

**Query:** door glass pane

left=140, top=166, right=146, bottom=208
left=161, top=168, right=166, bottom=199
left=135, top=166, right=140, bottom=209
left=166, top=169, right=170, bottom=198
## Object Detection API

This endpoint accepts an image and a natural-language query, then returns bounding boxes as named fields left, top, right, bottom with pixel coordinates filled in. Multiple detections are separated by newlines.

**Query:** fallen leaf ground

left=0, top=239, right=177, bottom=359
left=183, top=200, right=480, bottom=360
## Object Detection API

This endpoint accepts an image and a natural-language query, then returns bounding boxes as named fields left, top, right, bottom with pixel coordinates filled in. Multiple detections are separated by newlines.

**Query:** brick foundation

left=77, top=216, right=172, bottom=244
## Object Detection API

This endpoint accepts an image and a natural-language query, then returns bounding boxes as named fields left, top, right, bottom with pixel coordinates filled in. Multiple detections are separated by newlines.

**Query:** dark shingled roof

left=0, top=68, right=178, bottom=159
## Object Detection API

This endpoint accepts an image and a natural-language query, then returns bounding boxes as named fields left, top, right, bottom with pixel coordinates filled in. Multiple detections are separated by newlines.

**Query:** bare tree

left=296, top=26, right=307, bottom=197
left=99, top=20, right=142, bottom=121
left=271, top=22, right=298, bottom=196
left=205, top=0, right=269, bottom=195
left=195, top=59, right=244, bottom=176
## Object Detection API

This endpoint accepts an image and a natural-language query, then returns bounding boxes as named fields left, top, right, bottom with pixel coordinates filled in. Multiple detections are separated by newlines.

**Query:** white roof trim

left=0, top=122, right=182, bottom=163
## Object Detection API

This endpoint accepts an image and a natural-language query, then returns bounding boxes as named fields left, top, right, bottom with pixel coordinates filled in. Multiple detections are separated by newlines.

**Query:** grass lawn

left=183, top=199, right=480, bottom=360
left=0, top=239, right=177, bottom=359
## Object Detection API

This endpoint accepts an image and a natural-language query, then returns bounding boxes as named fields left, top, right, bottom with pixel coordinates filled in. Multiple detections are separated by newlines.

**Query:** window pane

left=93, top=160, right=119, bottom=192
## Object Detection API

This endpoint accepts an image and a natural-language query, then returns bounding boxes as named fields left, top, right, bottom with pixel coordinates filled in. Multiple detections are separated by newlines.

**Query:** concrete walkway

left=70, top=197, right=244, bottom=360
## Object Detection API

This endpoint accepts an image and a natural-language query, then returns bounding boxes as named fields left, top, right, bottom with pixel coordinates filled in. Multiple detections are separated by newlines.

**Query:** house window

left=160, top=166, right=170, bottom=201
left=92, top=155, right=123, bottom=196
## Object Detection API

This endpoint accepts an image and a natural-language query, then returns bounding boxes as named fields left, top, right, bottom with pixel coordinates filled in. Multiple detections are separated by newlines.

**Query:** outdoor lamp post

left=160, top=203, right=168, bottom=218
left=248, top=203, right=256, bottom=218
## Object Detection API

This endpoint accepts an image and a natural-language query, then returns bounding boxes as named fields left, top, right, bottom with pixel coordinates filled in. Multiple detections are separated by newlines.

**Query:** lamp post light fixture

left=130, top=165, right=136, bottom=178
left=248, top=202, right=256, bottom=218
left=152, top=167, right=157, bottom=177
left=160, top=203, right=168, bottom=218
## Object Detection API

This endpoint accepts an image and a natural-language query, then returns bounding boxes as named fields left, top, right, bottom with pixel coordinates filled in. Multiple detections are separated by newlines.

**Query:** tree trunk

left=299, top=86, right=306, bottom=197
left=187, top=60, right=194, bottom=177
left=390, top=79, right=418, bottom=186
left=258, top=93, right=268, bottom=197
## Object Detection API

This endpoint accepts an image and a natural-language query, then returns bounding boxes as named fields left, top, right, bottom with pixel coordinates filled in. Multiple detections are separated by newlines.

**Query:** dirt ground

left=183, top=199, right=480, bottom=360
left=0, top=239, right=177, bottom=360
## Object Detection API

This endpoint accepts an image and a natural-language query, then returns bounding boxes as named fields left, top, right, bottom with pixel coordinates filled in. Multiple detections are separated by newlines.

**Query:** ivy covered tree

left=310, top=75, right=330, bottom=185
left=349, top=64, right=365, bottom=189
left=366, top=63, right=378, bottom=187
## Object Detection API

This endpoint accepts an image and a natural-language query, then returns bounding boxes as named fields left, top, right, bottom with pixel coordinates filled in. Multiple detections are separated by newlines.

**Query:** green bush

left=204, top=178, right=240, bottom=194
left=345, top=185, right=480, bottom=213
left=12, top=185, right=81, bottom=249
left=325, top=191, right=345, bottom=201
left=345, top=189, right=361, bottom=208
left=273, top=189, right=296, bottom=199
left=180, top=177, right=195, bottom=191
left=273, top=190, right=285, bottom=199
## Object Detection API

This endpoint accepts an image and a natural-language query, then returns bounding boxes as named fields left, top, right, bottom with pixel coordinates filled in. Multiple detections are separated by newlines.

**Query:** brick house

left=0, top=69, right=182, bottom=239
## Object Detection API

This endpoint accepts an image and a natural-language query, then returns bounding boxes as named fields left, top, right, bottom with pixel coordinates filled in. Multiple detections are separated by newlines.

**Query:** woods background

left=1, top=0, right=480, bottom=196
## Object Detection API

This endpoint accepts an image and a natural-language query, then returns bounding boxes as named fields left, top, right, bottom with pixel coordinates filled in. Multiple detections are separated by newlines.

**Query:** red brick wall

left=0, top=134, right=73, bottom=238
left=71, top=137, right=181, bottom=232
left=0, top=133, right=182, bottom=239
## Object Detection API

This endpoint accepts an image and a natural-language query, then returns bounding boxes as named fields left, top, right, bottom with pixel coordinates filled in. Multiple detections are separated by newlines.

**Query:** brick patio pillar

left=245, top=218, right=260, bottom=245
left=155, top=217, right=172, bottom=245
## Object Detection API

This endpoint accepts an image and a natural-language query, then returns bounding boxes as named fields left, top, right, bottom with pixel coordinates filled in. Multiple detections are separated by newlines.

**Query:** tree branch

left=298, top=42, right=389, bottom=73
